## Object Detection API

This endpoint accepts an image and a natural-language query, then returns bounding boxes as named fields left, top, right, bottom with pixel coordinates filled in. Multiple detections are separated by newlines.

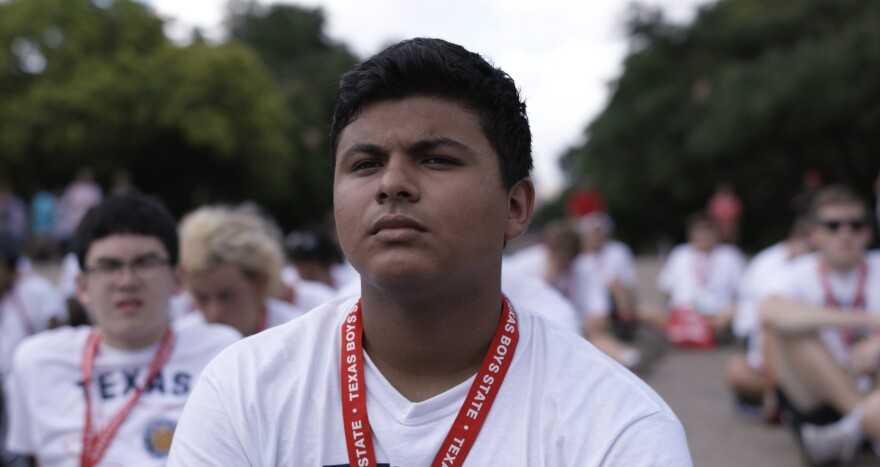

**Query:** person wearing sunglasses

left=4, top=194, right=241, bottom=466
left=762, top=184, right=880, bottom=464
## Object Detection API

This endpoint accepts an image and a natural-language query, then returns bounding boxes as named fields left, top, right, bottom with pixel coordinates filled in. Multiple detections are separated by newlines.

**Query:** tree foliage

left=0, top=0, right=357, bottom=229
left=562, top=0, right=880, bottom=250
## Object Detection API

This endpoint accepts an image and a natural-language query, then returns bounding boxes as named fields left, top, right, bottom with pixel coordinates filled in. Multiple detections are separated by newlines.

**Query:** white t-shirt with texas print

left=5, top=317, right=241, bottom=466
left=168, top=297, right=692, bottom=466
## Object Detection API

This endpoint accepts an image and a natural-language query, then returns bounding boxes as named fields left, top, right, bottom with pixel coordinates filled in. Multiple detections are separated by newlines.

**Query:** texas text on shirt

left=167, top=297, right=691, bottom=466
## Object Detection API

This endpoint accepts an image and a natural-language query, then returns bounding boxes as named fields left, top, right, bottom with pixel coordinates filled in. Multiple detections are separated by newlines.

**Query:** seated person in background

left=0, top=232, right=67, bottom=465
left=507, top=221, right=641, bottom=369
left=178, top=204, right=306, bottom=336
left=657, top=212, right=745, bottom=343
left=281, top=229, right=340, bottom=310
left=0, top=231, right=67, bottom=376
left=577, top=211, right=639, bottom=339
left=726, top=217, right=811, bottom=417
left=4, top=194, right=240, bottom=465
left=762, top=185, right=880, bottom=465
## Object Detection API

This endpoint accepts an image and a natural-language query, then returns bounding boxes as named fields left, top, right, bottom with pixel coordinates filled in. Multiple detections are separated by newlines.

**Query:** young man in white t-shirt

left=725, top=217, right=811, bottom=416
left=177, top=204, right=306, bottom=335
left=762, top=185, right=880, bottom=464
left=169, top=38, right=691, bottom=466
left=0, top=233, right=67, bottom=465
left=576, top=211, right=639, bottom=337
left=4, top=194, right=241, bottom=466
left=504, top=221, right=641, bottom=368
left=657, top=212, right=745, bottom=336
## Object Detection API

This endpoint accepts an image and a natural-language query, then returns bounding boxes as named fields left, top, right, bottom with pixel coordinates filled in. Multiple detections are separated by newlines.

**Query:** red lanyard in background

left=80, top=328, right=175, bottom=467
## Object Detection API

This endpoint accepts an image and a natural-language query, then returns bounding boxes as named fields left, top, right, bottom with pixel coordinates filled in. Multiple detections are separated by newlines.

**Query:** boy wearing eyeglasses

left=4, top=194, right=240, bottom=466
left=762, top=184, right=880, bottom=464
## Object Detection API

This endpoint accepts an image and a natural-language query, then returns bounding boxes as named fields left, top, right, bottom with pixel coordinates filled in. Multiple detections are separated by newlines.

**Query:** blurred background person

left=657, top=212, right=745, bottom=347
left=707, top=182, right=742, bottom=245
left=506, top=220, right=642, bottom=369
left=0, top=183, right=27, bottom=255
left=726, top=216, right=811, bottom=420
left=282, top=228, right=340, bottom=311
left=577, top=211, right=640, bottom=340
left=26, top=185, right=58, bottom=261
left=178, top=204, right=305, bottom=337
left=54, top=167, right=102, bottom=251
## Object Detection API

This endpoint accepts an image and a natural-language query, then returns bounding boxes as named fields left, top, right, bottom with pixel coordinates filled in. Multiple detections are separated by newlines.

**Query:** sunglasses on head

left=818, top=218, right=868, bottom=232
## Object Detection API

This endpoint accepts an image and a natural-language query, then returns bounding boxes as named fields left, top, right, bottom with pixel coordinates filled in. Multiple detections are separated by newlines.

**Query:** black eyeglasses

left=84, top=254, right=171, bottom=281
left=818, top=218, right=868, bottom=233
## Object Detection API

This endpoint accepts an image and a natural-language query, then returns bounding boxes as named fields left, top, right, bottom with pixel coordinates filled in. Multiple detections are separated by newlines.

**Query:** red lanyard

left=340, top=298, right=519, bottom=467
left=819, top=260, right=868, bottom=309
left=819, top=260, right=868, bottom=346
left=80, top=328, right=175, bottom=467
left=693, top=250, right=713, bottom=286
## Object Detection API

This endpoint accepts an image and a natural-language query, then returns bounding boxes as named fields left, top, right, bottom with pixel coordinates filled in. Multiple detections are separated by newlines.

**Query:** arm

left=760, top=296, right=880, bottom=335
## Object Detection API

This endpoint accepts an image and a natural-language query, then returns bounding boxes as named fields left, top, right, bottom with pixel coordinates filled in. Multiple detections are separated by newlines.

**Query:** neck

left=101, top=325, right=167, bottom=351
left=360, top=283, right=503, bottom=402
left=825, top=257, right=863, bottom=275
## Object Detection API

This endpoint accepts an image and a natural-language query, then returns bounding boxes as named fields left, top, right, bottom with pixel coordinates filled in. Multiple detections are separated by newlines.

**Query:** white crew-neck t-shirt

left=657, top=243, right=745, bottom=315
left=168, top=297, right=692, bottom=466
left=5, top=317, right=241, bottom=465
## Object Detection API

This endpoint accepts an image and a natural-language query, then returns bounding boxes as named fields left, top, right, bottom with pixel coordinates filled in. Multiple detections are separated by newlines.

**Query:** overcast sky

left=148, top=0, right=713, bottom=200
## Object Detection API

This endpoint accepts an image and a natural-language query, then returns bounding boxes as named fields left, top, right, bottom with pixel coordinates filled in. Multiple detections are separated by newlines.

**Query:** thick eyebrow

left=339, top=137, right=477, bottom=165
left=407, top=137, right=475, bottom=157
left=340, top=143, right=386, bottom=164
left=91, top=252, right=165, bottom=264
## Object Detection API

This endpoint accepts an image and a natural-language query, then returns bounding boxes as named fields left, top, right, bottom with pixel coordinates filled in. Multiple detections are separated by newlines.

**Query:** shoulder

left=515, top=307, right=678, bottom=420
left=265, top=297, right=307, bottom=324
left=173, top=316, right=243, bottom=355
left=14, top=325, right=90, bottom=367
left=15, top=273, right=60, bottom=298
left=199, top=297, right=352, bottom=383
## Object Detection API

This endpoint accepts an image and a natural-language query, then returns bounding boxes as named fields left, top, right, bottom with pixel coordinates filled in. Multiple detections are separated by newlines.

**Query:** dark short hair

left=808, top=185, right=869, bottom=222
left=71, top=194, right=179, bottom=269
left=329, top=37, right=533, bottom=189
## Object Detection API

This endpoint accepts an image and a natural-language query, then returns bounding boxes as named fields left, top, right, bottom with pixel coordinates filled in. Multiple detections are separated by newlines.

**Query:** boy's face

left=333, top=96, right=533, bottom=292
left=186, top=263, right=265, bottom=336
left=811, top=204, right=871, bottom=269
left=76, top=234, right=179, bottom=349
left=688, top=223, right=719, bottom=252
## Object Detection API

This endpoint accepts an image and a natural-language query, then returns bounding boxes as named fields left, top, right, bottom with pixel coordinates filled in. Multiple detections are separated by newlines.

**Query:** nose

left=376, top=155, right=420, bottom=203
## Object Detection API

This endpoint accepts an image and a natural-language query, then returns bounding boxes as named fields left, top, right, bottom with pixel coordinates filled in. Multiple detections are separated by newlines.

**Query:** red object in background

left=567, top=187, right=605, bottom=219
left=664, top=308, right=716, bottom=349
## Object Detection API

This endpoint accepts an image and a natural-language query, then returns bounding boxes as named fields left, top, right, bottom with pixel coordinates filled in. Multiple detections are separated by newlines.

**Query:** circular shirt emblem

left=143, top=418, right=177, bottom=457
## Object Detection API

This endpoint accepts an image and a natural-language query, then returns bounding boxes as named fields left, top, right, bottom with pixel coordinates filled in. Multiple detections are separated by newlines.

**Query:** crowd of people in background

left=0, top=162, right=879, bottom=465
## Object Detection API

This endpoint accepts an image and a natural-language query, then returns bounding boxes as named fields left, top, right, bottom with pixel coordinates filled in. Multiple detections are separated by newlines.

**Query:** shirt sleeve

left=167, top=370, right=254, bottom=466
left=599, top=412, right=694, bottom=466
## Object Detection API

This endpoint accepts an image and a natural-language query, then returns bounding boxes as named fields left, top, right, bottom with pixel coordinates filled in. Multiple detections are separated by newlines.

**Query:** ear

left=75, top=271, right=90, bottom=307
left=173, top=265, right=185, bottom=294
left=504, top=177, right=536, bottom=242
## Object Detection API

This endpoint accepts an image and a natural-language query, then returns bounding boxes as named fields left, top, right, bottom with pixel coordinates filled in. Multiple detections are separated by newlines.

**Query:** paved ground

left=633, top=258, right=876, bottom=466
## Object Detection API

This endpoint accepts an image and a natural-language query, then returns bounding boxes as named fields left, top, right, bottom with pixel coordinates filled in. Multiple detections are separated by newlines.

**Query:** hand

left=851, top=337, right=880, bottom=376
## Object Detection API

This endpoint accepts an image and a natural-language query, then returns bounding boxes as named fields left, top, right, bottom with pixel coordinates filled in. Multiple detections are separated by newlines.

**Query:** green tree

left=562, top=0, right=880, bottom=250
left=226, top=1, right=358, bottom=228
left=0, top=0, right=293, bottom=221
